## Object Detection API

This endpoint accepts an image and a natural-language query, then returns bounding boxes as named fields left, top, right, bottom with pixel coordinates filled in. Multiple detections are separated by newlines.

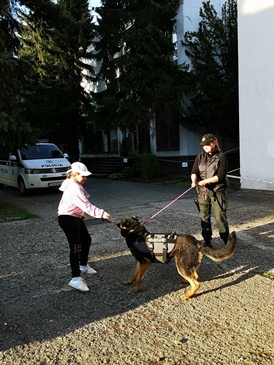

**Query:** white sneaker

left=80, top=264, right=97, bottom=275
left=69, top=277, right=89, bottom=292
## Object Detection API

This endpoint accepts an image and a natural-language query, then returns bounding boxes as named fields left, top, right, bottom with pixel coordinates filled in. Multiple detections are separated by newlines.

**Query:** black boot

left=220, top=232, right=229, bottom=245
left=202, top=226, right=212, bottom=247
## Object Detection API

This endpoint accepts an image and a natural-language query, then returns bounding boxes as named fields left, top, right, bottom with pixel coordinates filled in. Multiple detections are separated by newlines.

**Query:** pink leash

left=143, top=186, right=194, bottom=224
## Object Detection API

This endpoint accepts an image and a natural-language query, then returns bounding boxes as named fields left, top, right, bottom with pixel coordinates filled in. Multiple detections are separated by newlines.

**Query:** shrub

left=134, top=153, right=159, bottom=182
left=122, top=166, right=137, bottom=178
left=107, top=172, right=126, bottom=180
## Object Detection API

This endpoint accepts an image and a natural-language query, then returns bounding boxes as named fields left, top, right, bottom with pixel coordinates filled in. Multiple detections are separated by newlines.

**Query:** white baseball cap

left=67, top=162, right=92, bottom=176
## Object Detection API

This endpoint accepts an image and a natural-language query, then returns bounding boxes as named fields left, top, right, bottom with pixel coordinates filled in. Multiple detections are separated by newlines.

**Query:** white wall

left=238, top=0, right=274, bottom=190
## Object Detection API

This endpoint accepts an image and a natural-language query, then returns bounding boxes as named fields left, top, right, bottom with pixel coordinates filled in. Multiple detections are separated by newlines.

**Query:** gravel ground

left=0, top=179, right=273, bottom=365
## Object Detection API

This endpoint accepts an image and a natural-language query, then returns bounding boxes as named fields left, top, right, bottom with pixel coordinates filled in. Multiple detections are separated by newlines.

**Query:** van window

left=20, top=145, right=64, bottom=160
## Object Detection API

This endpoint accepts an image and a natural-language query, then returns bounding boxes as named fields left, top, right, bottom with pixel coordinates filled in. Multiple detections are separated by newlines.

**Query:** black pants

left=58, top=215, right=91, bottom=277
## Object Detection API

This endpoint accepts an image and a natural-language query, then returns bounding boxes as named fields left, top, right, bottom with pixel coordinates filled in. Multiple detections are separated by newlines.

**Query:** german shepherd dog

left=117, top=216, right=236, bottom=300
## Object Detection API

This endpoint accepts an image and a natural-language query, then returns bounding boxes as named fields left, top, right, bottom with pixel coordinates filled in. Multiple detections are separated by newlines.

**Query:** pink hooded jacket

left=58, top=179, right=105, bottom=219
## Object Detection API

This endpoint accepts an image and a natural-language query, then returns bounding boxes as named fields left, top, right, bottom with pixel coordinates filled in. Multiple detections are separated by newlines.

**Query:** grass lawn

left=0, top=203, right=38, bottom=221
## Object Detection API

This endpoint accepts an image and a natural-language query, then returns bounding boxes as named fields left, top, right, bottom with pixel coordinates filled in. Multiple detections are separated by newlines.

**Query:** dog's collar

left=128, top=228, right=149, bottom=237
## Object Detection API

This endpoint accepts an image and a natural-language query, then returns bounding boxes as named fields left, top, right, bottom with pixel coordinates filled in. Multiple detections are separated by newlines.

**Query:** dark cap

left=199, top=134, right=216, bottom=146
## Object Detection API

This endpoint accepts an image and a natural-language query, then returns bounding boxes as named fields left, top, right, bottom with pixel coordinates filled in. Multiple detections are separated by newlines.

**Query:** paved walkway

left=0, top=179, right=273, bottom=364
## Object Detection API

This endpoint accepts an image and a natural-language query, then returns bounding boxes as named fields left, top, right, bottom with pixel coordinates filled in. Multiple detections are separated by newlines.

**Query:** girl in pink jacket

left=58, top=162, right=112, bottom=292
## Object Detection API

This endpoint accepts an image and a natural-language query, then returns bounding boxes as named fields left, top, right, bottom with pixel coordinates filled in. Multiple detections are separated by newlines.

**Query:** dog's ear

left=118, top=218, right=131, bottom=230
left=132, top=215, right=142, bottom=221
left=120, top=225, right=128, bottom=230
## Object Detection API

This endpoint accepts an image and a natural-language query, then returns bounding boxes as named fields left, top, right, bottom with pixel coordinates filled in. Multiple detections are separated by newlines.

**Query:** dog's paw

left=181, top=293, right=191, bottom=300
left=123, top=280, right=133, bottom=286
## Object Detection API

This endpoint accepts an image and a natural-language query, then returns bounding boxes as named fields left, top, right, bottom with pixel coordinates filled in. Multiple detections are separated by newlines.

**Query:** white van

left=0, top=143, right=71, bottom=195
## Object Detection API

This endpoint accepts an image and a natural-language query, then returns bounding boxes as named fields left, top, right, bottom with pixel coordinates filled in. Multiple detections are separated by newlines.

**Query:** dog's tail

left=201, top=231, right=237, bottom=262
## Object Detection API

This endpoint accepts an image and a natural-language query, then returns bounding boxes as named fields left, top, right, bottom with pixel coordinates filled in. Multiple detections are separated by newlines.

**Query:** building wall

left=238, top=1, right=274, bottom=190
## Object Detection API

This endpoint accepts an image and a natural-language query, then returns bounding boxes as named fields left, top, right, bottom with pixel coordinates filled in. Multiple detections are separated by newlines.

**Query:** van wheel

left=0, top=183, right=4, bottom=189
left=18, top=178, right=28, bottom=196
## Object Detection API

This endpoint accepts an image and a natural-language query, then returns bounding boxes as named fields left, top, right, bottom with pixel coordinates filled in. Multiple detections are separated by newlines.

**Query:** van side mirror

left=9, top=155, right=17, bottom=162
left=63, top=153, right=69, bottom=158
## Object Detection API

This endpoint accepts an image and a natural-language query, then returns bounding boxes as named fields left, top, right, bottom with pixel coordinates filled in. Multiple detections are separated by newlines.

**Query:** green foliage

left=17, top=0, right=96, bottom=158
left=134, top=153, right=159, bottom=182
left=122, top=166, right=137, bottom=178
left=0, top=0, right=35, bottom=152
left=182, top=0, right=238, bottom=141
left=107, top=172, right=126, bottom=180
left=261, top=271, right=274, bottom=280
left=92, top=0, right=185, bottom=152
left=1, top=0, right=239, bottom=156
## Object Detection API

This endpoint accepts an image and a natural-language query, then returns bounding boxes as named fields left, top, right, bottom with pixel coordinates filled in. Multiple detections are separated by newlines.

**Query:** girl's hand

left=103, top=212, right=112, bottom=221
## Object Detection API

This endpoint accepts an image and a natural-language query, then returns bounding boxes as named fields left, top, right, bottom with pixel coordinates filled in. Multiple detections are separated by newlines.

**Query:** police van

left=0, top=142, right=71, bottom=195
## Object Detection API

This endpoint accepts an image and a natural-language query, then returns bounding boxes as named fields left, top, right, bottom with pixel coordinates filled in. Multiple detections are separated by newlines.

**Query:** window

left=155, top=110, right=180, bottom=151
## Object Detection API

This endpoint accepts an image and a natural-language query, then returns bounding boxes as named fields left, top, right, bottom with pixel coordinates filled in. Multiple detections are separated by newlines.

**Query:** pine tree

left=0, top=0, right=33, bottom=154
left=93, top=0, right=185, bottom=153
left=182, top=0, right=238, bottom=141
left=18, top=0, right=96, bottom=159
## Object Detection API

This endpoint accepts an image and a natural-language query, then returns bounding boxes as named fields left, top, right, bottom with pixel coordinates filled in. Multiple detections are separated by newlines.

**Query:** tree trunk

left=137, top=112, right=151, bottom=154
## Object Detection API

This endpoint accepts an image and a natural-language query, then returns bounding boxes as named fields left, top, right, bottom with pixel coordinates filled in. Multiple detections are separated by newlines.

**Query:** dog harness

left=133, top=233, right=178, bottom=263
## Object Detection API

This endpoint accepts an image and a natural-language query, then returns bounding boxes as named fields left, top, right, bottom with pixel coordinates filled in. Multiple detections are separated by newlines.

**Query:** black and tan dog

left=117, top=216, right=236, bottom=300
